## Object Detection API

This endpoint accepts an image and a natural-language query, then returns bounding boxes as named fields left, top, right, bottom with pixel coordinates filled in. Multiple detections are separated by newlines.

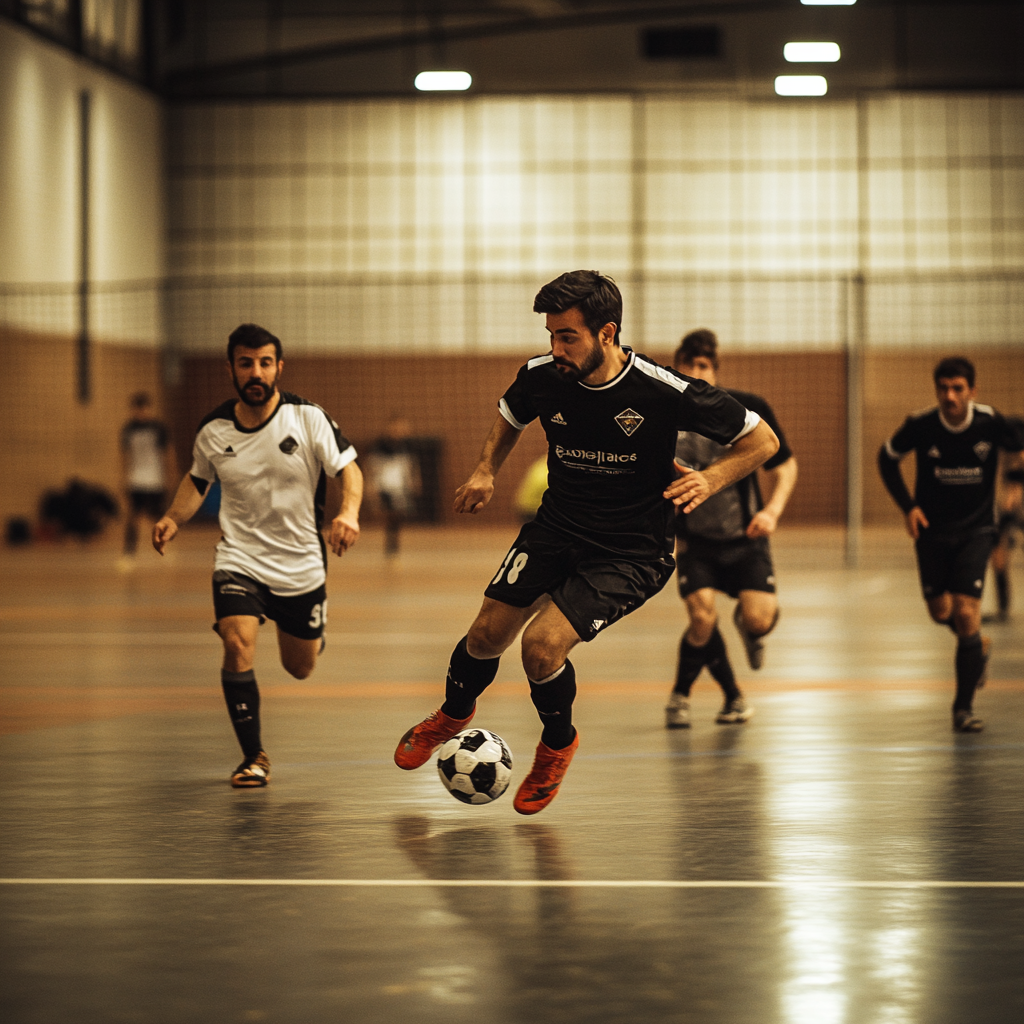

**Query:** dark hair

left=933, top=356, right=975, bottom=388
left=130, top=391, right=152, bottom=409
left=675, top=328, right=719, bottom=370
left=533, top=271, right=622, bottom=344
left=228, top=324, right=282, bottom=363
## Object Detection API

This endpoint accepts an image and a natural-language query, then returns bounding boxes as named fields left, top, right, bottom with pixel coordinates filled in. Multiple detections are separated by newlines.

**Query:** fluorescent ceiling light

left=801, top=1, right=855, bottom=5
left=775, top=75, right=828, bottom=96
left=784, top=42, right=841, bottom=62
left=414, top=71, right=472, bottom=91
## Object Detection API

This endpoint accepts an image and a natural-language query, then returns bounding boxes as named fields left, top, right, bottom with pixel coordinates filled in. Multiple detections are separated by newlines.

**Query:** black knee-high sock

left=954, top=632, right=984, bottom=711
left=673, top=632, right=707, bottom=696
left=529, top=661, right=577, bottom=750
left=440, top=636, right=500, bottom=719
left=704, top=626, right=740, bottom=701
left=221, top=669, right=262, bottom=758
left=995, top=568, right=1010, bottom=614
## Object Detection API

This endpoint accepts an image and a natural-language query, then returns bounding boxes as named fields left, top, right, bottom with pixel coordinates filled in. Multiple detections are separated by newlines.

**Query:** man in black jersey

left=394, top=271, right=779, bottom=814
left=879, top=357, right=1024, bottom=732
left=666, top=330, right=798, bottom=729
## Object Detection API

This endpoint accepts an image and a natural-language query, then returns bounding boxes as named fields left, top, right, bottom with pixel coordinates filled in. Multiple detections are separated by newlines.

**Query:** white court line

left=0, top=633, right=445, bottom=646
left=1, top=879, right=1022, bottom=888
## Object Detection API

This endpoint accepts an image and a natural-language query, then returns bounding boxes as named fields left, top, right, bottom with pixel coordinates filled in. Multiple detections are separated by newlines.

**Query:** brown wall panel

left=176, top=350, right=847, bottom=527
left=2, top=328, right=167, bottom=525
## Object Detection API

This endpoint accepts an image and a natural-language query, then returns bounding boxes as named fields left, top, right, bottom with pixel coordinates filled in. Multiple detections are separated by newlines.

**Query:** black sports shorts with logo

left=483, top=519, right=675, bottom=642
left=212, top=570, right=327, bottom=640
left=914, top=529, right=994, bottom=600
left=676, top=535, right=776, bottom=599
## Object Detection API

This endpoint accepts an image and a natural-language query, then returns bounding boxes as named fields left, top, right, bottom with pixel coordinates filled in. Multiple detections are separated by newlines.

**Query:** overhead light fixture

left=800, top=1, right=855, bottom=5
left=775, top=75, right=828, bottom=96
left=784, top=42, right=841, bottom=62
left=414, top=71, right=472, bottom=92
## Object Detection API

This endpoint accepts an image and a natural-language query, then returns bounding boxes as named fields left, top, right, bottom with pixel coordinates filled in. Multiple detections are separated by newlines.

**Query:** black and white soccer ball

left=437, top=728, right=513, bottom=805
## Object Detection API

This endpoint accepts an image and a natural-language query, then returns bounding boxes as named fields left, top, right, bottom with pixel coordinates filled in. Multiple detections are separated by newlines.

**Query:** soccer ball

left=437, top=729, right=513, bottom=805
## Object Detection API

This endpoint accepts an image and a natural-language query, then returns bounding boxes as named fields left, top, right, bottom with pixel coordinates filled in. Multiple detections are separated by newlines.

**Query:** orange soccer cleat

left=513, top=732, right=579, bottom=815
left=394, top=707, right=475, bottom=770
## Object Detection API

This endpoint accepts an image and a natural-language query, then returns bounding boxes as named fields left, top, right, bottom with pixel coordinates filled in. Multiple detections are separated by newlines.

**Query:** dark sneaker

left=733, top=605, right=766, bottom=670
left=716, top=696, right=755, bottom=724
left=665, top=693, right=691, bottom=729
left=394, top=707, right=475, bottom=770
left=230, top=751, right=271, bottom=787
left=513, top=733, right=580, bottom=815
left=953, top=710, right=984, bottom=733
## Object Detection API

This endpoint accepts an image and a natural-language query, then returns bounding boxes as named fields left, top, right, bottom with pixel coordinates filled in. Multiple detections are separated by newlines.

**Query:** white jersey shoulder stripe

left=498, top=397, right=529, bottom=431
left=527, top=354, right=554, bottom=371
left=730, top=408, right=761, bottom=444
left=975, top=403, right=995, bottom=417
left=632, top=358, right=690, bottom=395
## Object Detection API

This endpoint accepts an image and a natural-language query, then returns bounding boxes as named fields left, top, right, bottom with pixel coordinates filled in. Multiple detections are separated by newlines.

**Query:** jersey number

left=491, top=549, right=529, bottom=586
left=308, top=600, right=328, bottom=629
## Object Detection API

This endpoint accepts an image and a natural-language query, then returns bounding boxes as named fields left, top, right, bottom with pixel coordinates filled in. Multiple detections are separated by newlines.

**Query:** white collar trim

left=939, top=402, right=974, bottom=434
left=579, top=350, right=634, bottom=391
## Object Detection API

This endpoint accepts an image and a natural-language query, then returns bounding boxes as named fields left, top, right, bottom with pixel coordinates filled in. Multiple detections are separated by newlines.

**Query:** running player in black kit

left=879, top=357, right=1024, bottom=732
left=394, top=271, right=779, bottom=813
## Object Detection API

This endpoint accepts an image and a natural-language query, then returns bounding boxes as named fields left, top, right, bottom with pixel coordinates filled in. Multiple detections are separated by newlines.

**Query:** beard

left=553, top=342, right=604, bottom=383
left=232, top=372, right=277, bottom=407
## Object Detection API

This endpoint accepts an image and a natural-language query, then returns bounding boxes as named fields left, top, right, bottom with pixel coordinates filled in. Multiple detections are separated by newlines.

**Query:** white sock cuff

left=530, top=664, right=566, bottom=685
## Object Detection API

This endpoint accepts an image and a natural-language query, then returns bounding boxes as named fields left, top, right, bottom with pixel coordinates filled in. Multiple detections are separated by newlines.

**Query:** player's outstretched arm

left=454, top=415, right=523, bottom=515
left=152, top=473, right=205, bottom=555
left=746, top=456, right=798, bottom=538
left=666, top=419, right=779, bottom=514
left=330, top=461, right=363, bottom=556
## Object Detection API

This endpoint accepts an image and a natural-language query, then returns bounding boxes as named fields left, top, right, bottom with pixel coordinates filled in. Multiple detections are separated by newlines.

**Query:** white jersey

left=189, top=392, right=357, bottom=596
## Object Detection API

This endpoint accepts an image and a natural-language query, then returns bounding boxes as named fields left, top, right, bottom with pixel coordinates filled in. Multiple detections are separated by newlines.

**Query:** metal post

left=630, top=93, right=646, bottom=348
left=77, top=89, right=91, bottom=405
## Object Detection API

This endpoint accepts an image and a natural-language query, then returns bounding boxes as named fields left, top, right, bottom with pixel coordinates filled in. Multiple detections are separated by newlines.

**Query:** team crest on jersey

left=973, top=440, right=992, bottom=461
left=614, top=408, right=644, bottom=436
left=927, top=446, right=941, bottom=459
left=551, top=411, right=568, bottom=425
left=591, top=619, right=606, bottom=632
left=279, top=436, right=299, bottom=455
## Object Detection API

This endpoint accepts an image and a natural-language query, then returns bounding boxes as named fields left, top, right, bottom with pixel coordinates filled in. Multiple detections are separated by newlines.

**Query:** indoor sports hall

left=1, top=4, right=1022, bottom=1023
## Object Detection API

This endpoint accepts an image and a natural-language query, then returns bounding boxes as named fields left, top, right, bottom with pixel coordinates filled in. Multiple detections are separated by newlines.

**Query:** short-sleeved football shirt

left=675, top=388, right=793, bottom=542
left=190, top=392, right=357, bottom=596
left=121, top=419, right=169, bottom=492
left=881, top=402, right=1023, bottom=537
left=498, top=349, right=760, bottom=559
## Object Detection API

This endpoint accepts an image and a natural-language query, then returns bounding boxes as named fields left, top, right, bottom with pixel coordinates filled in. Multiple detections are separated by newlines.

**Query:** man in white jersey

left=153, top=324, right=363, bottom=786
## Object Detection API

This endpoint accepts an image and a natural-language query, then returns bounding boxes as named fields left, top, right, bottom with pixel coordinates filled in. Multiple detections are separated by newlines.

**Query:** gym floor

left=2, top=525, right=1022, bottom=1024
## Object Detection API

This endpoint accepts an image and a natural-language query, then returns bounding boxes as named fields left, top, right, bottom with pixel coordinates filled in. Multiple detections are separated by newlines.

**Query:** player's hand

left=665, top=462, right=712, bottom=513
left=746, top=509, right=779, bottom=538
left=906, top=506, right=929, bottom=540
left=454, top=470, right=495, bottom=515
left=152, top=517, right=178, bottom=555
left=330, top=514, right=360, bottom=556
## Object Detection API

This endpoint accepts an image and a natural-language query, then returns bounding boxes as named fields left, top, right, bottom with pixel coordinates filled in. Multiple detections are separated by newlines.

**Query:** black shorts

left=676, top=535, right=776, bottom=599
left=129, top=490, right=165, bottom=518
left=915, top=530, right=994, bottom=600
left=482, top=520, right=675, bottom=642
left=212, top=570, right=327, bottom=641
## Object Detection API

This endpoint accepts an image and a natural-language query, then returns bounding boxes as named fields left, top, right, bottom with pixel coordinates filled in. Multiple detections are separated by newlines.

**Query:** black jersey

left=879, top=403, right=1023, bottom=537
left=675, top=388, right=793, bottom=541
left=499, top=349, right=759, bottom=559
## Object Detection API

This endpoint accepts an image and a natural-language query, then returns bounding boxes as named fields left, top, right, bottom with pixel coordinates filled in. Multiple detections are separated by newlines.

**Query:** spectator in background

left=120, top=393, right=173, bottom=558
left=367, top=416, right=420, bottom=556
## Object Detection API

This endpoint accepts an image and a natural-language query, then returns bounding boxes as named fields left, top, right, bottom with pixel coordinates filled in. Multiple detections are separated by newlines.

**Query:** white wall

left=167, top=92, right=1023, bottom=355
left=0, top=18, right=164, bottom=346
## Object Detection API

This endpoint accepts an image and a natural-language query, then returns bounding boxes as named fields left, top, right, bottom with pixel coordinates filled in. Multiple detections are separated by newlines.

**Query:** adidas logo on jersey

left=223, top=446, right=236, bottom=457
left=974, top=441, right=992, bottom=461
left=551, top=411, right=568, bottom=425
left=615, top=408, right=644, bottom=436
left=927, top=446, right=941, bottom=458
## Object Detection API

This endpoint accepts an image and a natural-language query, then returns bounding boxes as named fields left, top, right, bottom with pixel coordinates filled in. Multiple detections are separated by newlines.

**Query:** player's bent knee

left=284, top=660, right=315, bottom=680
left=467, top=617, right=516, bottom=658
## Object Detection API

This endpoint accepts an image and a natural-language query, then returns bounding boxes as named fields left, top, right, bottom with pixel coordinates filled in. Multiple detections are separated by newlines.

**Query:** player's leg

left=276, top=630, right=320, bottom=680
left=985, top=517, right=1013, bottom=622
left=731, top=539, right=778, bottom=671
left=667, top=588, right=718, bottom=728
left=123, top=492, right=142, bottom=555
left=212, top=570, right=271, bottom=786
left=267, top=584, right=328, bottom=680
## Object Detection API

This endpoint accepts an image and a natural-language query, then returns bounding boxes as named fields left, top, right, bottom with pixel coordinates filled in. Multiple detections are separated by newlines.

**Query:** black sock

left=953, top=632, right=984, bottom=712
left=673, top=632, right=707, bottom=697
left=704, top=626, right=741, bottom=701
left=221, top=669, right=262, bottom=759
left=995, top=569, right=1009, bottom=614
left=440, top=636, right=500, bottom=719
left=529, top=660, right=577, bottom=750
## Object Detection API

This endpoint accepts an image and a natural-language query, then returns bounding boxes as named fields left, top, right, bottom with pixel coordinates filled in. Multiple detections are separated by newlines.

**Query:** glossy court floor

left=2, top=525, right=1023, bottom=1024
